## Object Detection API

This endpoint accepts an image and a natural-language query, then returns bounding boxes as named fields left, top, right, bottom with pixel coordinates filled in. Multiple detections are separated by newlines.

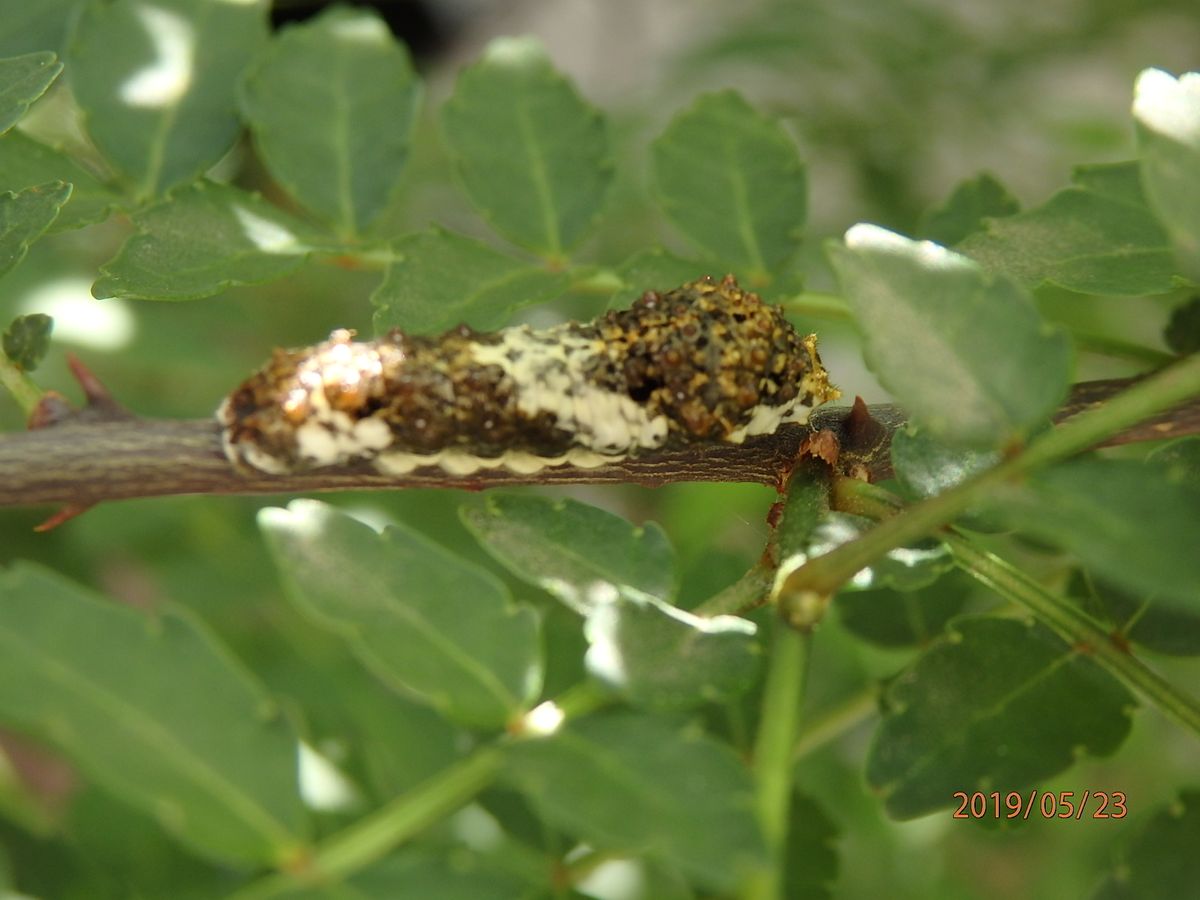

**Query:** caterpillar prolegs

left=218, top=275, right=840, bottom=476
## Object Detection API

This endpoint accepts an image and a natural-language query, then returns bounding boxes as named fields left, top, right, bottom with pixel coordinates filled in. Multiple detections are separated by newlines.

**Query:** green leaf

left=1148, top=435, right=1200, bottom=490
left=783, top=792, right=840, bottom=900
left=891, top=427, right=1009, bottom=535
left=261, top=652, right=464, bottom=801
left=67, top=0, right=268, bottom=199
left=92, top=181, right=317, bottom=300
left=1094, top=791, right=1200, bottom=900
left=283, top=847, right=532, bottom=900
left=239, top=7, right=420, bottom=236
left=606, top=247, right=722, bottom=311
left=1072, top=161, right=1149, bottom=204
left=259, top=500, right=542, bottom=729
left=583, top=590, right=761, bottom=709
left=460, top=493, right=678, bottom=614
left=2, top=313, right=52, bottom=371
left=0, top=131, right=120, bottom=230
left=651, top=90, right=806, bottom=278
left=502, top=712, right=768, bottom=891
left=441, top=36, right=612, bottom=259
left=0, top=563, right=307, bottom=864
left=0, top=51, right=62, bottom=134
left=918, top=172, right=1020, bottom=247
left=50, top=787, right=235, bottom=899
left=0, top=180, right=70, bottom=278
left=837, top=570, right=973, bottom=648
left=371, top=229, right=570, bottom=335
left=891, top=425, right=1002, bottom=499
left=990, top=458, right=1200, bottom=613
left=957, top=162, right=1177, bottom=295
left=867, top=616, right=1134, bottom=819
left=1164, top=295, right=1200, bottom=355
left=828, top=224, right=1072, bottom=446
left=0, top=0, right=79, bottom=57
left=1134, top=69, right=1200, bottom=282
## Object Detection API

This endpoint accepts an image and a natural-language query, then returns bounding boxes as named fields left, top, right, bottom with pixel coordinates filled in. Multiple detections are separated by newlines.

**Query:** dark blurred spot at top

left=270, top=0, right=465, bottom=66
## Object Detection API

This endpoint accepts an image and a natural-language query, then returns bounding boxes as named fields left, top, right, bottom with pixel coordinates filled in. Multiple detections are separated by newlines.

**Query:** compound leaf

left=957, top=162, right=1177, bottom=295
left=0, top=563, right=307, bottom=865
left=502, top=712, right=768, bottom=891
left=990, top=458, right=1200, bottom=613
left=371, top=228, right=569, bottom=335
left=583, top=591, right=760, bottom=709
left=0, top=51, right=62, bottom=134
left=867, top=616, right=1134, bottom=819
left=0, top=180, right=70, bottom=277
left=68, top=0, right=269, bottom=199
left=1095, top=791, right=1200, bottom=899
left=651, top=90, right=806, bottom=279
left=837, top=570, right=974, bottom=648
left=239, top=6, right=420, bottom=236
left=0, top=131, right=119, bottom=230
left=918, top=171, right=1020, bottom=247
left=442, top=36, right=611, bottom=259
left=93, top=181, right=317, bottom=300
left=828, top=224, right=1071, bottom=446
left=461, top=493, right=677, bottom=614
left=260, top=500, right=542, bottom=729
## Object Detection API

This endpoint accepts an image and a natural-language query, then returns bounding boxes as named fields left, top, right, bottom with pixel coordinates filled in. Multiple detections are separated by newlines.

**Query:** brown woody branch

left=0, top=379, right=1197, bottom=511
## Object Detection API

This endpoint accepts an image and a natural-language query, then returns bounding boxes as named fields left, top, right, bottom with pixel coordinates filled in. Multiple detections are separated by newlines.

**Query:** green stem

left=791, top=685, right=879, bottom=761
left=742, top=625, right=811, bottom=900
left=778, top=291, right=853, bottom=321
left=777, top=354, right=1200, bottom=602
left=830, top=476, right=905, bottom=519
left=1070, top=331, right=1176, bottom=366
left=948, top=532, right=1200, bottom=738
left=567, top=266, right=624, bottom=296
left=697, top=563, right=774, bottom=616
left=549, top=680, right=611, bottom=721
left=230, top=748, right=503, bottom=900
left=0, top=356, right=42, bottom=416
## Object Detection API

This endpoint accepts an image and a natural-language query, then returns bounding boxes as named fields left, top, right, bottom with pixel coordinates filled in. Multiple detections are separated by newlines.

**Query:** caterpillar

left=218, top=275, right=840, bottom=476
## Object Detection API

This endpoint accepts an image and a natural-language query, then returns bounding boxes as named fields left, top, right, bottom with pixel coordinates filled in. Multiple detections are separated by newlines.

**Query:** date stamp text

left=952, top=790, right=1127, bottom=820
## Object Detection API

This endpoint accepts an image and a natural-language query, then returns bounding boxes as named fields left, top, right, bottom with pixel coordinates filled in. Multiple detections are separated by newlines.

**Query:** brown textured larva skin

left=219, top=275, right=840, bottom=473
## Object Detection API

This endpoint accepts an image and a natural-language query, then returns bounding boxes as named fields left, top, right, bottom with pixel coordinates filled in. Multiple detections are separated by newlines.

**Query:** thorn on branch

left=27, top=354, right=136, bottom=432
left=66, top=353, right=134, bottom=421
left=34, top=503, right=95, bottom=533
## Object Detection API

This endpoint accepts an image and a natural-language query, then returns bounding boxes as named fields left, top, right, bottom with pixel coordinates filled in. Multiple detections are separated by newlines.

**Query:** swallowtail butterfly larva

left=218, top=275, right=840, bottom=476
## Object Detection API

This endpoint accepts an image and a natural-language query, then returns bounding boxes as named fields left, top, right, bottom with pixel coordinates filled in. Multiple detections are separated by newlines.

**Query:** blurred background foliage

left=1, top=1, right=1199, bottom=898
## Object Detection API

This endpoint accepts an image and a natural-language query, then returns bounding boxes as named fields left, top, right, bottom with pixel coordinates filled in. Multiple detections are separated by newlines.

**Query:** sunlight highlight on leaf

left=119, top=4, right=194, bottom=108
left=328, top=12, right=390, bottom=44
left=18, top=277, right=135, bottom=350
left=1135, top=69, right=1200, bottom=145
left=520, top=701, right=565, bottom=736
left=231, top=204, right=305, bottom=254
left=583, top=589, right=759, bottom=709
left=483, top=35, right=544, bottom=67
left=297, top=742, right=360, bottom=813
left=1134, top=68, right=1200, bottom=279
